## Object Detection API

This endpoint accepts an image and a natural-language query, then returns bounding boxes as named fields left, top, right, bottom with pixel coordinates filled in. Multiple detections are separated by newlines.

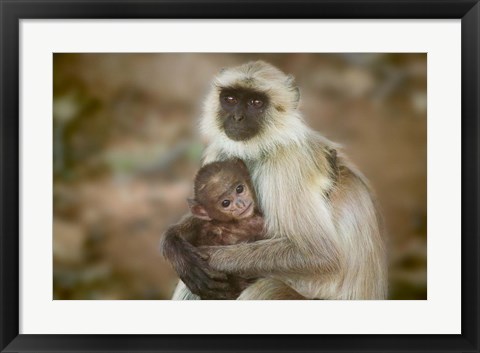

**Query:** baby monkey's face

left=215, top=181, right=255, bottom=220
left=191, top=159, right=257, bottom=222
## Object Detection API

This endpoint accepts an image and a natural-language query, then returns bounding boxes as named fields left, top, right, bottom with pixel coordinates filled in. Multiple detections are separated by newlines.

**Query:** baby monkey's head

left=188, top=159, right=256, bottom=222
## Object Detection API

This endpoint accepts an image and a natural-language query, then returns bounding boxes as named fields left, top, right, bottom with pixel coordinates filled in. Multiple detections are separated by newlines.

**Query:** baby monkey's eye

left=221, top=200, right=231, bottom=208
left=224, top=96, right=238, bottom=105
left=236, top=185, right=244, bottom=194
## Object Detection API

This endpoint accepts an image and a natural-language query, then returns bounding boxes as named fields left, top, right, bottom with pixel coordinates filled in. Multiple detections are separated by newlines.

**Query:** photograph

left=52, top=53, right=427, bottom=300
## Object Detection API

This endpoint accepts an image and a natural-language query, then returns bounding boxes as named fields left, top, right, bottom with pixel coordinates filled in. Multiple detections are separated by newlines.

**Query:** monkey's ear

left=285, top=74, right=300, bottom=106
left=329, top=148, right=337, bottom=161
left=293, top=87, right=300, bottom=105
left=286, top=74, right=295, bottom=86
left=187, top=198, right=212, bottom=221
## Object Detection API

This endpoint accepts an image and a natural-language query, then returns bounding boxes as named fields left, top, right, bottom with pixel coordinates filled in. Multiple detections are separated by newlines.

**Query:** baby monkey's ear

left=187, top=198, right=212, bottom=221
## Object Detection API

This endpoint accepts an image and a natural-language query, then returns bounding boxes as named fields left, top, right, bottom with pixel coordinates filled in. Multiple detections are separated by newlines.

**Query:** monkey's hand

left=161, top=230, right=242, bottom=299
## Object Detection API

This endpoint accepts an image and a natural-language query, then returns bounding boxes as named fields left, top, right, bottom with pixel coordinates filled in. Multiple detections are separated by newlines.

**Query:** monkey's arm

left=160, top=215, right=243, bottom=299
left=201, top=236, right=340, bottom=278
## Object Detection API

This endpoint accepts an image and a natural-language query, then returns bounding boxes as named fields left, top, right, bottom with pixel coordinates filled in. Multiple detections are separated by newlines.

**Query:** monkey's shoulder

left=190, top=220, right=229, bottom=246
left=201, top=222, right=224, bottom=237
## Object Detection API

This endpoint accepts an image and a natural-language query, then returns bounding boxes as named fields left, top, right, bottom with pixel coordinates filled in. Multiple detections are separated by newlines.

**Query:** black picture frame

left=1, top=1, right=479, bottom=352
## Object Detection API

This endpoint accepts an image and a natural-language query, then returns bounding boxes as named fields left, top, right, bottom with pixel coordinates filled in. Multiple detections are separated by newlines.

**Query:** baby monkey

left=187, top=158, right=265, bottom=246
left=162, top=158, right=265, bottom=299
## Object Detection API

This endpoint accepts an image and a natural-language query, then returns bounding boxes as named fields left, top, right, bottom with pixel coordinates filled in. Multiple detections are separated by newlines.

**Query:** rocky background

left=53, top=53, right=427, bottom=300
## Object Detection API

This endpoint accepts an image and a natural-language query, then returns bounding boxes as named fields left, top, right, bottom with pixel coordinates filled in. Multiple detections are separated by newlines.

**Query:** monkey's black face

left=218, top=88, right=269, bottom=141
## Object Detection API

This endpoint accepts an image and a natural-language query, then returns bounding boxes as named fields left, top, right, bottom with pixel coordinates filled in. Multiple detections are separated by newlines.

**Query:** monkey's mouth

left=224, top=127, right=256, bottom=141
left=223, top=121, right=260, bottom=141
left=238, top=203, right=253, bottom=217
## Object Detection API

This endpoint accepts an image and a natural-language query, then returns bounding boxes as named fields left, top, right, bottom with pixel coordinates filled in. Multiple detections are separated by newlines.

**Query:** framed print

left=1, top=0, right=479, bottom=352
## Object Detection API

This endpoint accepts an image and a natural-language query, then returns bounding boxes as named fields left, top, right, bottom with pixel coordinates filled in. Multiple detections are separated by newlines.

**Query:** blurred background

left=53, top=53, right=427, bottom=300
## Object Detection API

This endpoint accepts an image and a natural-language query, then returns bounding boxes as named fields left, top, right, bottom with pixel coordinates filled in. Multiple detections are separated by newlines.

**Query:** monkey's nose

left=233, top=114, right=245, bottom=122
left=236, top=199, right=246, bottom=208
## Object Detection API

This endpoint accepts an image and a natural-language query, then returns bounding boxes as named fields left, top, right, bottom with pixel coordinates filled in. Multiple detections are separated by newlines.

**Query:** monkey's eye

left=236, top=185, right=244, bottom=194
left=248, top=99, right=264, bottom=109
left=223, top=96, right=238, bottom=105
left=221, top=200, right=231, bottom=208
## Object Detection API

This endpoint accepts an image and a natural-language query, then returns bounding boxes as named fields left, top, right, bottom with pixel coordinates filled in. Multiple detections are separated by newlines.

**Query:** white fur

left=172, top=281, right=201, bottom=300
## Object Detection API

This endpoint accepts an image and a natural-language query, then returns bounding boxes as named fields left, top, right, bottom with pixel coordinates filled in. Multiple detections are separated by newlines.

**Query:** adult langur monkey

left=161, top=61, right=387, bottom=300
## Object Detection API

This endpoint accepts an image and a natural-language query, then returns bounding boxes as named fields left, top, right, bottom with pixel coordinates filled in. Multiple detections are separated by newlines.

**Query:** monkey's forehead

left=215, top=75, right=277, bottom=93
left=219, top=85, right=269, bottom=98
left=214, top=61, right=290, bottom=91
